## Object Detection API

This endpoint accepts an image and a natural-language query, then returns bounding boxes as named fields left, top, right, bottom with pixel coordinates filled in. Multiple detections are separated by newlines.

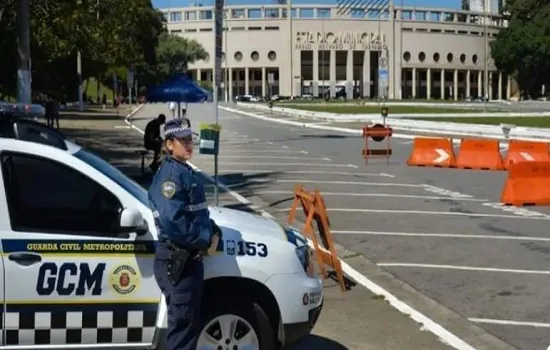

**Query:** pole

left=223, top=6, right=229, bottom=102
left=77, top=50, right=84, bottom=111
left=213, top=0, right=224, bottom=206
left=288, top=0, right=294, bottom=99
left=16, top=0, right=31, bottom=104
left=484, top=1, right=488, bottom=112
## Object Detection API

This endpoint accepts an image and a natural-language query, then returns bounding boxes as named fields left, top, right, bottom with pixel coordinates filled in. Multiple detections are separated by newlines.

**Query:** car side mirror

left=119, top=208, right=148, bottom=235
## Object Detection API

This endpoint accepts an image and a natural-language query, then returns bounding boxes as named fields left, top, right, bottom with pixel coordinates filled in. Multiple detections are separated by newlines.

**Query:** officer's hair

left=163, top=136, right=174, bottom=155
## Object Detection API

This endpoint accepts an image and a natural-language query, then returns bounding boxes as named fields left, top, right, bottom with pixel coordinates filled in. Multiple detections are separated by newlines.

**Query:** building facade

left=163, top=4, right=512, bottom=100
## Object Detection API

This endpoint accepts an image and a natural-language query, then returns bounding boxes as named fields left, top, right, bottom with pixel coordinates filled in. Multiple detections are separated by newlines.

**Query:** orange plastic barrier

left=362, top=124, right=393, bottom=164
left=504, top=140, right=550, bottom=169
left=456, top=138, right=504, bottom=170
left=501, top=161, right=550, bottom=206
left=406, top=137, right=457, bottom=168
left=288, top=184, right=346, bottom=292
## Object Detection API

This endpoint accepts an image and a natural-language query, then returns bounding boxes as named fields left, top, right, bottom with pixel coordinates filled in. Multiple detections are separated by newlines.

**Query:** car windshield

left=73, top=149, right=150, bottom=207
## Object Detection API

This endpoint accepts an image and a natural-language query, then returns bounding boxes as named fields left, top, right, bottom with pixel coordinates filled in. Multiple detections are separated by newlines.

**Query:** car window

left=1, top=152, right=123, bottom=236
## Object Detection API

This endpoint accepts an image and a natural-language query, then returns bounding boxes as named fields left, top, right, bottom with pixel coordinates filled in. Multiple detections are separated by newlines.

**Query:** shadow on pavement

left=291, top=335, right=349, bottom=349
left=298, top=134, right=360, bottom=139
left=60, top=112, right=129, bottom=121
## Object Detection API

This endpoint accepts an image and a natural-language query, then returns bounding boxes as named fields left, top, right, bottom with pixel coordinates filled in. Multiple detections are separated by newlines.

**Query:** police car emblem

left=162, top=181, right=176, bottom=198
left=109, top=264, right=140, bottom=295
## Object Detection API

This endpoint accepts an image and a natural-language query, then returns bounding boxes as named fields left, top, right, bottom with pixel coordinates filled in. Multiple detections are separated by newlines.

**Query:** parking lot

left=130, top=102, right=550, bottom=350
left=60, top=111, right=459, bottom=350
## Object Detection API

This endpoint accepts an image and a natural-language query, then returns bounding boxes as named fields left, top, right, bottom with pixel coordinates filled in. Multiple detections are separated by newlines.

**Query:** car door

left=0, top=151, right=159, bottom=347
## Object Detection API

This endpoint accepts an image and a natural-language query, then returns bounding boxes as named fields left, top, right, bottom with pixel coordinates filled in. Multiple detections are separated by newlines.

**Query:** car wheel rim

left=197, top=314, right=260, bottom=350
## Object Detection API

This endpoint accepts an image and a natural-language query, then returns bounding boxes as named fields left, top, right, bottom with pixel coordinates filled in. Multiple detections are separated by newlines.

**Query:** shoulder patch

left=161, top=181, right=177, bottom=198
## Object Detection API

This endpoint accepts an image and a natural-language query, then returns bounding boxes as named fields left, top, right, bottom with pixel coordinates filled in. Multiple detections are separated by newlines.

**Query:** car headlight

left=295, top=244, right=315, bottom=277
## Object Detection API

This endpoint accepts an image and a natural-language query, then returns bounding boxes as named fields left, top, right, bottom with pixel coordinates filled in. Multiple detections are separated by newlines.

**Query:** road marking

left=267, top=141, right=273, bottom=145
left=300, top=150, right=308, bottom=154
left=127, top=107, right=477, bottom=350
left=348, top=164, right=359, bottom=168
left=422, top=185, right=473, bottom=198
left=282, top=145, right=289, bottom=149
left=378, top=263, right=550, bottom=275
left=203, top=162, right=362, bottom=168
left=218, top=170, right=394, bottom=177
left=256, top=191, right=487, bottom=201
left=113, top=125, right=131, bottom=129
left=323, top=157, right=332, bottom=161
left=434, top=149, right=450, bottom=163
left=274, top=207, right=550, bottom=220
left=217, top=155, right=320, bottom=160
left=271, top=179, right=423, bottom=187
left=331, top=230, right=550, bottom=242
left=520, top=152, right=535, bottom=161
left=483, top=202, right=550, bottom=219
left=469, top=318, right=550, bottom=328
left=217, top=150, right=308, bottom=154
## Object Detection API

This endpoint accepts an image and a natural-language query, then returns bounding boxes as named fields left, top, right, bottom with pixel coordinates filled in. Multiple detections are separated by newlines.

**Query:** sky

left=152, top=0, right=461, bottom=9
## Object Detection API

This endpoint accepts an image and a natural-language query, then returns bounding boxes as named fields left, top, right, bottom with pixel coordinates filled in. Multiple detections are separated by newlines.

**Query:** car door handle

left=8, top=252, right=42, bottom=265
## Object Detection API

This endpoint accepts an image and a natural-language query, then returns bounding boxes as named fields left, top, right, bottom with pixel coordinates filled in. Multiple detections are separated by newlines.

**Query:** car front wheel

left=197, top=298, right=275, bottom=350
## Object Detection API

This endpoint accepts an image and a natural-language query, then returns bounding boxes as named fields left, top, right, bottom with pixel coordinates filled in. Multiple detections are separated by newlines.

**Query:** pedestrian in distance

left=143, top=114, right=166, bottom=172
left=169, top=101, right=177, bottom=118
left=148, top=118, right=222, bottom=350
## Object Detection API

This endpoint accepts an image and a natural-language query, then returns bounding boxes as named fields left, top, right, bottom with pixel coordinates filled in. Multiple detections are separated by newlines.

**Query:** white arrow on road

left=434, top=149, right=450, bottom=163
left=520, top=152, right=535, bottom=161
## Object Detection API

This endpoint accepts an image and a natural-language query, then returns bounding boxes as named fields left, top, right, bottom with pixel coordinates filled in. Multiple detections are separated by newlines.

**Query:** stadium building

left=162, top=2, right=512, bottom=100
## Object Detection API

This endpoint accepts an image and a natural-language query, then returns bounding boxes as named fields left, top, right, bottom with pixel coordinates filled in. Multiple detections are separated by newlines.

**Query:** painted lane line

left=469, top=318, right=550, bottom=328
left=300, top=150, right=308, bottom=154
left=282, top=145, right=289, bottom=149
left=217, top=150, right=309, bottom=154
left=378, top=263, right=550, bottom=275
left=422, top=185, right=474, bottom=198
left=218, top=170, right=394, bottom=177
left=322, top=157, right=332, bottom=161
left=202, top=161, right=362, bottom=168
left=273, top=208, right=550, bottom=220
left=483, top=202, right=550, bottom=219
left=215, top=155, right=327, bottom=160
left=271, top=179, right=424, bottom=187
left=256, top=191, right=488, bottom=202
left=331, top=230, right=550, bottom=242
left=348, top=164, right=359, bottom=168
left=125, top=109, right=477, bottom=350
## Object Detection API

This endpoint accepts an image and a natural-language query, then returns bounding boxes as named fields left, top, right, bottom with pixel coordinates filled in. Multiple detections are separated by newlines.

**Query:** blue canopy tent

left=145, top=73, right=211, bottom=118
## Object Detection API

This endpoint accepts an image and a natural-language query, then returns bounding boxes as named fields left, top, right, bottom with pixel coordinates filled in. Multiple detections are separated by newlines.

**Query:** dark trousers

left=145, top=140, right=162, bottom=171
left=154, top=243, right=204, bottom=350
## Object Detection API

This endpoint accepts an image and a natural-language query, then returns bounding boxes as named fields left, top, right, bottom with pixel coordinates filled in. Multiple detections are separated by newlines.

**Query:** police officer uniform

left=148, top=118, right=218, bottom=350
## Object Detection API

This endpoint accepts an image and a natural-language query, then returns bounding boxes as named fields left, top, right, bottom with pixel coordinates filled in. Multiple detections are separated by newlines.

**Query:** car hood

left=208, top=206, right=299, bottom=245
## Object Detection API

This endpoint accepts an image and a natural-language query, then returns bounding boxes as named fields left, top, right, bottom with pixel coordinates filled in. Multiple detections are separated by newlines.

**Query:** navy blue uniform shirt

left=148, top=156, right=213, bottom=250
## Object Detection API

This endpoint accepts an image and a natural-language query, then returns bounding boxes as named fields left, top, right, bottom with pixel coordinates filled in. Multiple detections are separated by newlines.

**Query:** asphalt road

left=132, top=103, right=550, bottom=350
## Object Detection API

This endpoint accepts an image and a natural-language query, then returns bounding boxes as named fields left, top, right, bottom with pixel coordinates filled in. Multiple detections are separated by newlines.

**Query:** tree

left=154, top=32, right=208, bottom=82
left=490, top=0, right=550, bottom=98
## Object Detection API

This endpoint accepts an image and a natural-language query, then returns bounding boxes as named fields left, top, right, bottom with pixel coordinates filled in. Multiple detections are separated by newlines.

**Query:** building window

left=433, top=52, right=440, bottom=62
left=199, top=10, right=213, bottom=20
left=472, top=54, right=478, bottom=64
left=170, top=11, right=182, bottom=22
left=460, top=53, right=466, bottom=63
left=418, top=52, right=426, bottom=62
left=268, top=51, right=277, bottom=61
left=234, top=51, right=243, bottom=61
left=403, top=51, right=411, bottom=61
left=447, top=53, right=453, bottom=62
left=251, top=51, right=259, bottom=61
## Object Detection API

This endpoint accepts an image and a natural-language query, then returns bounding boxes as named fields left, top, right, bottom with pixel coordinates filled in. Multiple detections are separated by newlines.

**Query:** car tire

left=199, top=298, right=276, bottom=350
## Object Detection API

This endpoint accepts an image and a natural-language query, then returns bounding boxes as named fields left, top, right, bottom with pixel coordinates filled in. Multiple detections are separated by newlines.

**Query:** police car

left=0, top=104, right=323, bottom=349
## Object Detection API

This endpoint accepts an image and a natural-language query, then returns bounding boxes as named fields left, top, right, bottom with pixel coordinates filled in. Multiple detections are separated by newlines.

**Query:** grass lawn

left=408, top=117, right=550, bottom=128
left=276, top=104, right=484, bottom=114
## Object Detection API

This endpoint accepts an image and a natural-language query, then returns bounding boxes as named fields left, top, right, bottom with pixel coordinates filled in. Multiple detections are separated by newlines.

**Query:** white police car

left=0, top=112, right=323, bottom=349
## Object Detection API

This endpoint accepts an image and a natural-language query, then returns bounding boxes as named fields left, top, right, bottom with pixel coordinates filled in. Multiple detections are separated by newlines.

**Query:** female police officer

left=148, top=118, right=221, bottom=350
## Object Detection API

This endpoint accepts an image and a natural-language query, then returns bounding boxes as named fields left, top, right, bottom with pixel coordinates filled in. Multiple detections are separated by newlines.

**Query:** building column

left=426, top=68, right=431, bottom=99
left=313, top=50, right=319, bottom=97
left=412, top=67, right=416, bottom=98
left=466, top=70, right=471, bottom=98
left=197, top=69, right=202, bottom=81
left=228, top=68, right=233, bottom=101
left=498, top=72, right=503, bottom=100
left=363, top=51, right=370, bottom=98
left=346, top=50, right=354, bottom=99
left=245, top=68, right=249, bottom=95
left=477, top=71, right=482, bottom=98
left=453, top=69, right=458, bottom=101
left=440, top=69, right=445, bottom=99
left=506, top=75, right=511, bottom=100
left=329, top=50, right=336, bottom=97
left=489, top=72, right=493, bottom=100
left=261, top=67, right=266, bottom=97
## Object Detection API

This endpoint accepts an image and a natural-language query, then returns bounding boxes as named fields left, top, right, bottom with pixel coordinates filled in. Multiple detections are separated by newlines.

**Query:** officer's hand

left=206, top=234, right=220, bottom=256
left=210, top=219, right=222, bottom=238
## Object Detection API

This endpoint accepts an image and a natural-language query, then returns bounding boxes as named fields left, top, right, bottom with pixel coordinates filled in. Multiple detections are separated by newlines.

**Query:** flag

left=336, top=0, right=392, bottom=16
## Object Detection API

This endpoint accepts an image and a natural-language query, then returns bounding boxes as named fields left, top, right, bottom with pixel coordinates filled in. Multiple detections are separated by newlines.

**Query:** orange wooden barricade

left=362, top=124, right=393, bottom=165
left=288, top=184, right=346, bottom=292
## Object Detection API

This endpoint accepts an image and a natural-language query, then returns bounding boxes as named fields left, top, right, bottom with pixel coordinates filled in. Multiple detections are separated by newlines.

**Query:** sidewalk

left=60, top=115, right=455, bottom=350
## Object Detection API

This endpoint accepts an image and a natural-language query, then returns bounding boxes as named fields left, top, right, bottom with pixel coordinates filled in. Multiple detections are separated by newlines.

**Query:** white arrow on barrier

left=434, top=149, right=450, bottom=163
left=520, top=152, right=535, bottom=161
